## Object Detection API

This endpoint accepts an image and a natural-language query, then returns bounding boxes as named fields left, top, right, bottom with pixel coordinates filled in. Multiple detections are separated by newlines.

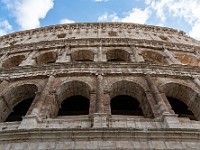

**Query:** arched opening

left=56, top=81, right=91, bottom=117
left=71, top=50, right=94, bottom=62
left=36, top=51, right=57, bottom=65
left=58, top=95, right=89, bottom=116
left=167, top=97, right=196, bottom=120
left=142, top=51, right=169, bottom=65
left=5, top=98, right=34, bottom=122
left=0, top=84, right=38, bottom=122
left=2, top=55, right=25, bottom=68
left=175, top=53, right=200, bottom=66
left=162, top=82, right=200, bottom=121
left=107, top=49, right=130, bottom=62
left=109, top=80, right=153, bottom=118
left=111, top=95, right=143, bottom=116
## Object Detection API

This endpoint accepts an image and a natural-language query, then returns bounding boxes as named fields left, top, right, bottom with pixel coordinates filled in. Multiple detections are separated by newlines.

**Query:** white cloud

left=98, top=8, right=150, bottom=24
left=0, top=20, right=12, bottom=30
left=2, top=0, right=54, bottom=30
left=145, top=0, right=200, bottom=39
left=122, top=8, right=151, bottom=24
left=0, top=19, right=12, bottom=36
left=189, top=22, right=200, bottom=40
left=98, top=13, right=120, bottom=22
left=60, top=19, right=75, bottom=24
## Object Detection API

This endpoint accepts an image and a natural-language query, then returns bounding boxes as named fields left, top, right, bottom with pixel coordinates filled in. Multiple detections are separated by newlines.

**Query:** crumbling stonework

left=0, top=22, right=199, bottom=149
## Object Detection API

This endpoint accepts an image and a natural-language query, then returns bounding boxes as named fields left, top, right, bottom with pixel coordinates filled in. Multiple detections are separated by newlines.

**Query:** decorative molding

left=0, top=63, right=199, bottom=80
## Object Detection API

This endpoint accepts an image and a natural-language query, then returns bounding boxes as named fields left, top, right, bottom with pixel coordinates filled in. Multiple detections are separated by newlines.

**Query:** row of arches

left=1, top=80, right=199, bottom=122
left=2, top=49, right=199, bottom=68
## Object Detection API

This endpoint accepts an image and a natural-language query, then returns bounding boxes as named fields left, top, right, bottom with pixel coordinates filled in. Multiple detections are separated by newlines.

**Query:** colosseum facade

left=0, top=22, right=199, bottom=149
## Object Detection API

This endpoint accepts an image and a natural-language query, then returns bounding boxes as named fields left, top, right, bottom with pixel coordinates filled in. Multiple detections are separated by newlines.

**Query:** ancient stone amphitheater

left=0, top=22, right=199, bottom=150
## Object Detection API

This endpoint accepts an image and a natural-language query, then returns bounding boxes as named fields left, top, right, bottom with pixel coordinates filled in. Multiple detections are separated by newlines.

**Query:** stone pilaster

left=96, top=73, right=104, bottom=113
left=0, top=52, right=8, bottom=62
left=130, top=54, right=135, bottom=62
left=19, top=50, right=37, bottom=66
left=145, top=91, right=160, bottom=118
left=30, top=75, right=56, bottom=118
left=0, top=95, right=12, bottom=122
left=103, top=92, right=111, bottom=115
left=164, top=49, right=181, bottom=64
left=0, top=80, right=11, bottom=121
left=145, top=75, right=169, bottom=114
left=19, top=76, right=56, bottom=129
left=145, top=75, right=180, bottom=128
left=0, top=80, right=10, bottom=93
left=56, top=46, right=71, bottom=63
left=194, top=78, right=200, bottom=88
left=97, top=45, right=106, bottom=62
left=131, top=46, right=145, bottom=62
left=89, top=91, right=96, bottom=115
left=93, top=72, right=108, bottom=128
left=0, top=52, right=8, bottom=67
left=40, top=93, right=58, bottom=119
left=195, top=49, right=200, bottom=59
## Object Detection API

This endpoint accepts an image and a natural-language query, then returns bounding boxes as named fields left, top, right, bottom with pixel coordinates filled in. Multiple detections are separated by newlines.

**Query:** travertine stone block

left=18, top=115, right=38, bottom=129
left=162, top=113, right=180, bottom=128
left=93, top=113, right=108, bottom=128
left=0, top=22, right=199, bottom=150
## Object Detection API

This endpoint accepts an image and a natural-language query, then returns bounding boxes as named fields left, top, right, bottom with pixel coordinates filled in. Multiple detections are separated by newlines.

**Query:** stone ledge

left=1, top=38, right=199, bottom=54
left=0, top=63, right=199, bottom=81
left=0, top=127, right=200, bottom=142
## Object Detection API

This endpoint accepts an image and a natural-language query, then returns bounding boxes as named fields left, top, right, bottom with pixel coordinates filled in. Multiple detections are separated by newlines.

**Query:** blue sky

left=0, top=0, right=200, bottom=40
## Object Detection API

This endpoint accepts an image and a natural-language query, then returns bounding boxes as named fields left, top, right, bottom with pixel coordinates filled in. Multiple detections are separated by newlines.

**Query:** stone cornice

left=0, top=128, right=200, bottom=141
left=0, top=22, right=186, bottom=40
left=0, top=63, right=199, bottom=80
left=0, top=38, right=199, bottom=55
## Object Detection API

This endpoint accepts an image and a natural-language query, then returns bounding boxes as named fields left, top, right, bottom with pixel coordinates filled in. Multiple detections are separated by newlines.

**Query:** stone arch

left=0, top=84, right=38, bottom=122
left=162, top=82, right=200, bottom=120
left=107, top=49, right=130, bottom=62
left=141, top=50, right=169, bottom=65
left=71, top=50, right=94, bottom=61
left=2, top=55, right=25, bottom=68
left=36, top=51, right=57, bottom=65
left=109, top=80, right=153, bottom=117
left=175, top=53, right=200, bottom=66
left=55, top=80, right=91, bottom=116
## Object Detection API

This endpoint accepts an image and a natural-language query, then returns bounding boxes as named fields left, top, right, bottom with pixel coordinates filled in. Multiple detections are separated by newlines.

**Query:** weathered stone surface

left=0, top=22, right=199, bottom=149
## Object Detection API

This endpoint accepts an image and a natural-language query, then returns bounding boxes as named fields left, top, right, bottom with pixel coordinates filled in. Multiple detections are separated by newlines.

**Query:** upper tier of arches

left=1, top=48, right=199, bottom=68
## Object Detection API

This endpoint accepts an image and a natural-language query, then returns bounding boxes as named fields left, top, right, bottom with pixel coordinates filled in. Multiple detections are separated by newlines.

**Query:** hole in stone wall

left=142, top=51, right=169, bottom=65
left=2, top=55, right=25, bottom=68
left=71, top=50, right=94, bottom=62
left=57, top=33, right=66, bottom=38
left=5, top=98, right=34, bottom=122
left=10, top=41, right=17, bottom=46
left=167, top=97, right=197, bottom=120
left=108, top=31, right=117, bottom=37
left=159, top=35, right=168, bottom=41
left=36, top=51, right=57, bottom=65
left=58, top=95, right=89, bottom=116
left=174, top=53, right=200, bottom=66
left=111, top=95, right=143, bottom=116
left=107, top=49, right=130, bottom=62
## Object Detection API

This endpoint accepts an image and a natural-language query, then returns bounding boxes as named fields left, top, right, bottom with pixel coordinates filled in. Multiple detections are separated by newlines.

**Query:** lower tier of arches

left=0, top=76, right=199, bottom=124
